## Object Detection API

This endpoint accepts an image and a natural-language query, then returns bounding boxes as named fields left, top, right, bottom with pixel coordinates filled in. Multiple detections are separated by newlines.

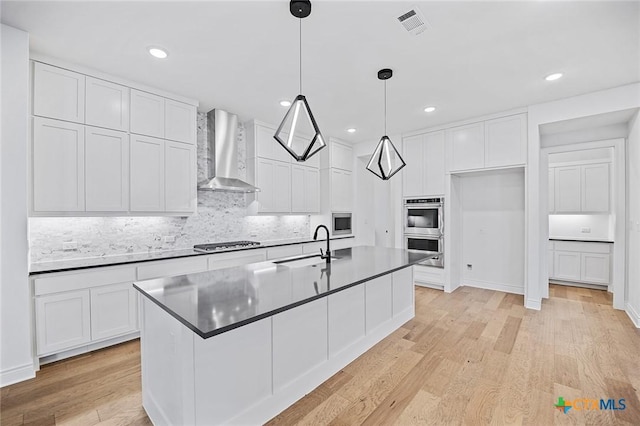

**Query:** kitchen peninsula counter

left=134, top=246, right=436, bottom=425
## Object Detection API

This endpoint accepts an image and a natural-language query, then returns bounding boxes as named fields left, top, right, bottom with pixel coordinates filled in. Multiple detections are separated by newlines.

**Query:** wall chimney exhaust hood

left=198, top=109, right=259, bottom=193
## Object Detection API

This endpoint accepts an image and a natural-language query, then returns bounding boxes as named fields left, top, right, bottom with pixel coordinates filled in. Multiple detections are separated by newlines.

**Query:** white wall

left=0, top=25, right=35, bottom=386
left=459, top=169, right=525, bottom=294
left=527, top=82, right=640, bottom=310
left=626, top=111, right=640, bottom=327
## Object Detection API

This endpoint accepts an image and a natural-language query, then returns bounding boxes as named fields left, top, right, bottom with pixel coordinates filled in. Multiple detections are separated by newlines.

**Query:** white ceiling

left=2, top=1, right=639, bottom=144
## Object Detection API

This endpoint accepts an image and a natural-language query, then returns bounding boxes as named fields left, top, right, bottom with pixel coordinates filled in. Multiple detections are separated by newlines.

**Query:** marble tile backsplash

left=29, top=113, right=310, bottom=263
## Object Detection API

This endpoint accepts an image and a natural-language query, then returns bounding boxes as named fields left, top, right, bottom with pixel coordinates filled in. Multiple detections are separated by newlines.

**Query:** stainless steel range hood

left=198, top=109, right=259, bottom=192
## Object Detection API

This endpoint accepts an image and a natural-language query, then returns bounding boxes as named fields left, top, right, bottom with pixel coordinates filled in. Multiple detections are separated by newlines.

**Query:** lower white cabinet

left=36, top=290, right=91, bottom=356
left=549, top=241, right=611, bottom=285
left=90, top=283, right=138, bottom=341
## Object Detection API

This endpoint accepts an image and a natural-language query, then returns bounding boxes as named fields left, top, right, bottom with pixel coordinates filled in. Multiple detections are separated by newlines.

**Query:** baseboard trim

left=0, top=362, right=36, bottom=387
left=463, top=279, right=524, bottom=295
left=625, top=303, right=640, bottom=328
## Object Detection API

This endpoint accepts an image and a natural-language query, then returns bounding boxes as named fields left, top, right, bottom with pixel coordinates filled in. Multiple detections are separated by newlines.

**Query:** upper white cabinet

left=550, top=162, right=610, bottom=214
left=291, top=165, right=320, bottom=213
left=165, top=140, right=196, bottom=212
left=582, top=163, right=610, bottom=212
left=447, top=113, right=527, bottom=173
left=85, top=77, right=129, bottom=131
left=330, top=169, right=352, bottom=212
left=32, top=117, right=85, bottom=212
left=246, top=120, right=321, bottom=214
left=30, top=60, right=198, bottom=216
left=85, top=126, right=129, bottom=212
left=330, top=139, right=353, bottom=171
left=165, top=99, right=197, bottom=144
left=402, top=131, right=445, bottom=197
left=130, top=135, right=165, bottom=212
left=447, top=122, right=484, bottom=172
left=130, top=89, right=165, bottom=138
left=33, top=62, right=85, bottom=124
left=484, top=114, right=527, bottom=168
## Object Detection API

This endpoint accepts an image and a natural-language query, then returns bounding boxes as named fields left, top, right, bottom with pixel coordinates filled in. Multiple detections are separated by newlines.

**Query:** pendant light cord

left=299, top=17, right=302, bottom=94
left=384, top=80, right=387, bottom=135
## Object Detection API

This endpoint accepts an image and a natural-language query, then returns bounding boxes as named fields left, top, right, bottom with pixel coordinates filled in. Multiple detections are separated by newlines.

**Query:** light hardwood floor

left=2, top=285, right=639, bottom=425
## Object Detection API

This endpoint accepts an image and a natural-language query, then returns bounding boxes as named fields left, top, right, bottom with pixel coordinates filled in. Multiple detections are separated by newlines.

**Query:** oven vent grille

left=397, top=7, right=430, bottom=36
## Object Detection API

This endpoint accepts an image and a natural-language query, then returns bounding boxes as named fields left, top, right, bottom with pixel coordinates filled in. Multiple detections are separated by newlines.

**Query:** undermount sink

left=273, top=254, right=339, bottom=268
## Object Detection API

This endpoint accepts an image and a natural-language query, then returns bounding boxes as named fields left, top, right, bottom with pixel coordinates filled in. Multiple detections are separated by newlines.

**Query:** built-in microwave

left=405, top=234, right=444, bottom=268
left=404, top=197, right=443, bottom=236
left=332, top=213, right=352, bottom=235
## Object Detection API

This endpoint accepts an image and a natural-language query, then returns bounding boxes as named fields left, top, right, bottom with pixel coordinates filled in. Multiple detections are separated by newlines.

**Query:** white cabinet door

left=424, top=131, right=446, bottom=195
left=331, top=140, right=353, bottom=171
left=291, top=165, right=305, bottom=213
left=554, top=251, right=581, bottom=281
left=447, top=122, right=484, bottom=172
left=130, top=135, right=165, bottom=211
left=331, top=169, right=352, bottom=212
left=85, top=77, right=129, bottom=131
left=548, top=168, right=555, bottom=213
left=256, top=158, right=275, bottom=212
left=33, top=117, right=85, bottom=212
left=402, top=134, right=423, bottom=197
left=581, top=253, right=610, bottom=284
left=582, top=163, right=609, bottom=213
left=273, top=161, right=291, bottom=212
left=33, top=62, right=85, bottom=123
left=305, top=167, right=320, bottom=213
left=90, top=283, right=137, bottom=341
left=165, top=141, right=196, bottom=213
left=165, top=99, right=196, bottom=144
left=130, top=89, right=164, bottom=138
left=484, top=114, right=526, bottom=168
left=85, top=126, right=129, bottom=211
left=36, top=290, right=91, bottom=355
left=365, top=274, right=393, bottom=333
left=554, top=166, right=581, bottom=212
left=256, top=123, right=291, bottom=163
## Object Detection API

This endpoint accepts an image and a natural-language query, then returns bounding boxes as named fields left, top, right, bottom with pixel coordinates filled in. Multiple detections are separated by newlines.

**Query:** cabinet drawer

left=266, top=245, right=303, bottom=260
left=34, top=266, right=137, bottom=296
left=332, top=238, right=354, bottom=251
left=554, top=241, right=611, bottom=254
left=414, top=264, right=444, bottom=285
left=137, top=256, right=208, bottom=280
left=208, top=250, right=267, bottom=271
left=302, top=241, right=324, bottom=255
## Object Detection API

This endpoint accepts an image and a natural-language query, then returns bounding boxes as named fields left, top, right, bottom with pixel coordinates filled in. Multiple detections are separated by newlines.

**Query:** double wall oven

left=404, top=197, right=444, bottom=268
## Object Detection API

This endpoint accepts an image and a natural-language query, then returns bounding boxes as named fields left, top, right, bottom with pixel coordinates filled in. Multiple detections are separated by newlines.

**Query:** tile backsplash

left=29, top=113, right=310, bottom=263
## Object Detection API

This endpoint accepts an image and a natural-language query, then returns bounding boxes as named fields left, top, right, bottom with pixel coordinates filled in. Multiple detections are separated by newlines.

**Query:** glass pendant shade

left=274, top=94, right=326, bottom=162
left=366, top=135, right=406, bottom=180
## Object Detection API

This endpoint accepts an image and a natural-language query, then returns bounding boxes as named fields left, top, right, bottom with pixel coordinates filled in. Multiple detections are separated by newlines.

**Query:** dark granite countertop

left=133, top=246, right=435, bottom=339
left=549, top=238, right=614, bottom=243
left=29, top=235, right=355, bottom=275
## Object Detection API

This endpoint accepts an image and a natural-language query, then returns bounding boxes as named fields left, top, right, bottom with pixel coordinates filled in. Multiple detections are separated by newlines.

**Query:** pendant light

left=274, top=0, right=326, bottom=162
left=366, top=68, right=406, bottom=180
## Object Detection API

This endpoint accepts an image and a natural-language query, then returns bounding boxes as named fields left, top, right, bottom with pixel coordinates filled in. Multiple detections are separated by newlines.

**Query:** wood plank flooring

left=2, top=284, right=639, bottom=425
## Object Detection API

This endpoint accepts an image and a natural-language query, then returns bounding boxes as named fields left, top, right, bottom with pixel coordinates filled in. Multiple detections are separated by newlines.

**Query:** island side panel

left=140, top=297, right=195, bottom=426
left=328, top=284, right=366, bottom=358
left=392, top=267, right=415, bottom=316
left=365, top=274, right=394, bottom=333
left=193, top=317, right=272, bottom=425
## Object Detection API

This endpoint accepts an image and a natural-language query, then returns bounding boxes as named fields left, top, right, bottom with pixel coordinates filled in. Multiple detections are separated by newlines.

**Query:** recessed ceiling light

left=424, top=106, right=436, bottom=113
left=279, top=100, right=292, bottom=107
left=545, top=72, right=563, bottom=81
left=346, top=128, right=357, bottom=133
left=148, top=47, right=168, bottom=59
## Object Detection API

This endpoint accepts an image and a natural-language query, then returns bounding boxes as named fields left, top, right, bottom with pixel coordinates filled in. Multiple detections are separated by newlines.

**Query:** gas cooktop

left=193, top=241, right=261, bottom=253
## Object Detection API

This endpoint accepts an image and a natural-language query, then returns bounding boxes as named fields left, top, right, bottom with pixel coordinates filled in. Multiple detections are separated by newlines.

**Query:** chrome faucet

left=313, top=225, right=331, bottom=263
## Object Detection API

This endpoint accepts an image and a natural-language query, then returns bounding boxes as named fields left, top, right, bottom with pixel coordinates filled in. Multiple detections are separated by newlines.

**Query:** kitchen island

left=134, top=246, right=436, bottom=425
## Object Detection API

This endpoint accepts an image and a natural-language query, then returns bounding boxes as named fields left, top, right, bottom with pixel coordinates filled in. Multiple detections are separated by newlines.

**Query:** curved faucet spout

left=313, top=225, right=331, bottom=263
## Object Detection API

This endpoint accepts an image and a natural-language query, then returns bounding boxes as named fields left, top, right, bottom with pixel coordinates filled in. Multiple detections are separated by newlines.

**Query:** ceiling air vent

left=397, top=7, right=430, bottom=36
